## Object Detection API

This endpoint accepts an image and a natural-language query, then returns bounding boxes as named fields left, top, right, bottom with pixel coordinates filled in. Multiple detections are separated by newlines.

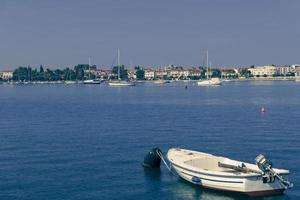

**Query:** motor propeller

left=255, top=154, right=293, bottom=189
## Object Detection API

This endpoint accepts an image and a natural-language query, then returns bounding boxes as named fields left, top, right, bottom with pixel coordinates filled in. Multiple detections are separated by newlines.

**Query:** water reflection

left=168, top=179, right=239, bottom=200
left=167, top=179, right=290, bottom=200
left=143, top=168, right=162, bottom=181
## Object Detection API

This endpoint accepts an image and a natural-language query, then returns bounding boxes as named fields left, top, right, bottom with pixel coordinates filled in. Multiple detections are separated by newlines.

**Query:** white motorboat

left=108, top=80, right=135, bottom=86
left=83, top=79, right=101, bottom=84
left=153, top=80, right=170, bottom=84
left=166, top=148, right=293, bottom=197
left=197, top=77, right=222, bottom=86
left=64, top=81, right=77, bottom=84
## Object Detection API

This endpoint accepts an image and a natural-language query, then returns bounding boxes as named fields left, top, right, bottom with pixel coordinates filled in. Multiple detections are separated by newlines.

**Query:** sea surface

left=0, top=81, right=299, bottom=200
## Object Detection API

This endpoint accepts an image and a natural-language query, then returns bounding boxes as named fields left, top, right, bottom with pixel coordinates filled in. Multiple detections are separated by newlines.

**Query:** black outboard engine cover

left=143, top=148, right=162, bottom=168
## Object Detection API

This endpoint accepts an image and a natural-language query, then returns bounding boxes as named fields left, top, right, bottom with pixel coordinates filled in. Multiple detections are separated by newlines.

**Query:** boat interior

left=168, top=148, right=289, bottom=175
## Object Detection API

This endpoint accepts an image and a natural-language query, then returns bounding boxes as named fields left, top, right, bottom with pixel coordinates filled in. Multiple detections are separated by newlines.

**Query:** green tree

left=74, top=64, right=87, bottom=80
left=239, top=69, right=251, bottom=78
left=12, top=67, right=29, bottom=81
left=211, top=69, right=221, bottom=78
left=135, top=66, right=145, bottom=80
left=39, top=65, right=44, bottom=73
left=112, top=65, right=128, bottom=79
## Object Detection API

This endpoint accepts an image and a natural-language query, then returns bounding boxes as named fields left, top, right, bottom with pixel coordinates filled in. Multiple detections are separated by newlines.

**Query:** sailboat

left=83, top=57, right=102, bottom=84
left=108, top=49, right=135, bottom=86
left=197, top=50, right=221, bottom=86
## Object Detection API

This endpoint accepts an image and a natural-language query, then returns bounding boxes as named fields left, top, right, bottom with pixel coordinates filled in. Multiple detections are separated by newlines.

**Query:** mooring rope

left=156, top=150, right=177, bottom=176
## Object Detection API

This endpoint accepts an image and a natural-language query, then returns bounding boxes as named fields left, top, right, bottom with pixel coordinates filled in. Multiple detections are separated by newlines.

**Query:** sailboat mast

left=117, top=48, right=120, bottom=80
left=88, top=57, right=91, bottom=79
left=210, top=62, right=212, bottom=78
left=206, top=50, right=209, bottom=79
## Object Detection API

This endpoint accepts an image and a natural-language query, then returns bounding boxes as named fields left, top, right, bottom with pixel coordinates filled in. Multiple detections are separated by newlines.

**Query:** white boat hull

left=197, top=78, right=222, bottom=86
left=167, top=148, right=288, bottom=196
left=83, top=80, right=101, bottom=84
left=108, top=81, right=135, bottom=86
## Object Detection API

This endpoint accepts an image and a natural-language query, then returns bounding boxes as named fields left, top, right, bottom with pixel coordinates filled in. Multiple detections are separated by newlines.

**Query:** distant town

left=1, top=64, right=300, bottom=83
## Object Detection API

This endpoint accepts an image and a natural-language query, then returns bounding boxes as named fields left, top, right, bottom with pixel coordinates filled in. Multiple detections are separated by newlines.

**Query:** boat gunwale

left=169, top=160, right=260, bottom=178
left=167, top=148, right=289, bottom=178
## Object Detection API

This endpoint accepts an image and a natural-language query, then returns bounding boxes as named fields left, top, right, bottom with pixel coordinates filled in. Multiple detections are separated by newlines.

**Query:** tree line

left=12, top=64, right=97, bottom=82
left=10, top=64, right=226, bottom=82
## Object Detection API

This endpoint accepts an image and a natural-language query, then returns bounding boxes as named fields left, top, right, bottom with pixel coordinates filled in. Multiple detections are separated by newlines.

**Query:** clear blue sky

left=0, top=0, right=299, bottom=70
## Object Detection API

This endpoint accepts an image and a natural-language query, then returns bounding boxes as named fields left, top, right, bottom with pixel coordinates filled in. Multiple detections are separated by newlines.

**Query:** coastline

left=0, top=76, right=297, bottom=85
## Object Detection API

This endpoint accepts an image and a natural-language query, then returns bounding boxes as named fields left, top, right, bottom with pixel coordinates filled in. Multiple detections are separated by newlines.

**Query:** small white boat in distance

left=197, top=77, right=222, bottom=86
left=65, top=80, right=77, bottom=84
left=108, top=80, right=135, bottom=86
left=167, top=148, right=293, bottom=197
left=83, top=79, right=102, bottom=84
left=153, top=80, right=170, bottom=84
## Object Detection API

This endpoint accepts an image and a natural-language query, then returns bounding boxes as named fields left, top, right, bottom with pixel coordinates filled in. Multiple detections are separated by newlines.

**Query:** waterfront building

left=222, top=68, right=238, bottom=78
left=248, top=66, right=277, bottom=77
left=127, top=69, right=136, bottom=79
left=188, top=68, right=201, bottom=77
left=168, top=68, right=189, bottom=79
left=144, top=69, right=155, bottom=80
left=295, top=66, right=300, bottom=81
left=100, top=70, right=117, bottom=79
left=95, top=69, right=110, bottom=79
left=290, top=64, right=300, bottom=71
left=154, top=69, right=167, bottom=79
left=276, top=65, right=293, bottom=76
left=0, top=70, right=13, bottom=80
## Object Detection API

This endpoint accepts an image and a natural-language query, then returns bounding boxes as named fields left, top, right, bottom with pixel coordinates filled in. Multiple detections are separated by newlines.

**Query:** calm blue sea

left=0, top=81, right=299, bottom=200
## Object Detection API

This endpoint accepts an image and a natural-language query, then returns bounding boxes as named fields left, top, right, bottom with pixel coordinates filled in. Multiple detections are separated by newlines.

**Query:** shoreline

left=0, top=77, right=297, bottom=85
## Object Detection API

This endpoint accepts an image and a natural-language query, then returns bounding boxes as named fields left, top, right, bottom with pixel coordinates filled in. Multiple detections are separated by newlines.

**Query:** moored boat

left=83, top=57, right=102, bottom=84
left=167, top=148, right=293, bottom=197
left=197, top=50, right=222, bottom=86
left=108, top=49, right=135, bottom=87
left=108, top=80, right=135, bottom=86
left=64, top=81, right=77, bottom=84
left=153, top=80, right=170, bottom=84
left=83, top=79, right=102, bottom=84
left=197, top=77, right=222, bottom=86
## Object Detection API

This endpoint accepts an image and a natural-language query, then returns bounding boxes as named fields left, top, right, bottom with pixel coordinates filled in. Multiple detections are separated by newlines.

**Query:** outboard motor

left=255, top=154, right=293, bottom=189
left=143, top=148, right=162, bottom=168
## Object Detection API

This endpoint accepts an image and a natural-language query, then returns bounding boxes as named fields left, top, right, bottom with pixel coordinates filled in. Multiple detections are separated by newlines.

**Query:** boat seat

left=184, top=157, right=227, bottom=171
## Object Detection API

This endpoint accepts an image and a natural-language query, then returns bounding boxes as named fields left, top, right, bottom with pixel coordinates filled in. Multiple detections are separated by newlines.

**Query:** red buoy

left=260, top=107, right=267, bottom=113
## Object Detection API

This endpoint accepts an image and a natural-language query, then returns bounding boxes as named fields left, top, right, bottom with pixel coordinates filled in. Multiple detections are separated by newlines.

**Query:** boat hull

left=108, top=81, right=135, bottom=86
left=167, top=149, right=287, bottom=197
left=83, top=80, right=101, bottom=84
left=197, top=78, right=222, bottom=86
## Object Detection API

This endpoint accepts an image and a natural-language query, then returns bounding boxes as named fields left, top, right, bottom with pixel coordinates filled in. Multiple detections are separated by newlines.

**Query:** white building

left=290, top=64, right=300, bottom=71
left=248, top=66, right=277, bottom=77
left=154, top=70, right=167, bottom=79
left=295, top=66, right=300, bottom=81
left=0, top=71, right=13, bottom=80
left=168, top=69, right=189, bottom=78
left=222, top=69, right=238, bottom=78
left=188, top=69, right=201, bottom=77
left=144, top=69, right=155, bottom=80
left=276, top=66, right=293, bottom=75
